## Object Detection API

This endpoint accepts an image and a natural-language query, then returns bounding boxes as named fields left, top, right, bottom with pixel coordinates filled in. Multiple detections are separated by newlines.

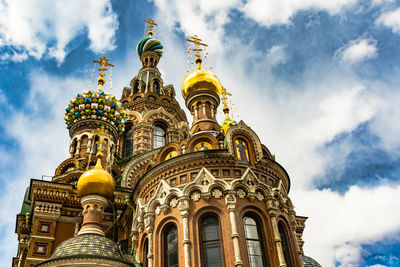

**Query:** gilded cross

left=91, top=126, right=112, bottom=154
left=221, top=87, right=232, bottom=108
left=93, top=56, right=114, bottom=78
left=144, top=18, right=158, bottom=37
left=186, top=35, right=207, bottom=59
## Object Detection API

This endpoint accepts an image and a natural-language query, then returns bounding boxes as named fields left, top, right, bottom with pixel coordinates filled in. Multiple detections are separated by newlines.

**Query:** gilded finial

left=144, top=18, right=158, bottom=37
left=221, top=87, right=232, bottom=119
left=186, top=35, right=208, bottom=70
left=92, top=56, right=114, bottom=90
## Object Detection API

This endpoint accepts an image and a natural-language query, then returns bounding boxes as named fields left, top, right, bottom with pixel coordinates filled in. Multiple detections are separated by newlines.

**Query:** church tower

left=13, top=19, right=321, bottom=267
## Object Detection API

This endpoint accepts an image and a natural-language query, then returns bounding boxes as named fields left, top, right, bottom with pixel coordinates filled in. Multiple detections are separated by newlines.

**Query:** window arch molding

left=237, top=205, right=277, bottom=267
left=277, top=218, right=296, bottom=267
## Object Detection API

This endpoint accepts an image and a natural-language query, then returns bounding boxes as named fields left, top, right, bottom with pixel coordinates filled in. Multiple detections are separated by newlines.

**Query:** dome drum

left=69, top=119, right=119, bottom=142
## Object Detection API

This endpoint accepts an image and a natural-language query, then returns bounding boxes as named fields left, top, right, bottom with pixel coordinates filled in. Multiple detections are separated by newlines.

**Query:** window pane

left=202, top=217, right=220, bottom=241
left=153, top=126, right=166, bottom=148
left=244, top=216, right=267, bottom=267
left=201, top=216, right=223, bottom=267
left=165, top=225, right=178, bottom=267
left=123, top=128, right=133, bottom=157
left=203, top=241, right=223, bottom=267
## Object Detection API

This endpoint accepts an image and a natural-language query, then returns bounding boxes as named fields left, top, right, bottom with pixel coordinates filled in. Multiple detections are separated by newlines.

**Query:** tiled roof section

left=303, top=255, right=322, bottom=267
left=50, top=234, right=123, bottom=260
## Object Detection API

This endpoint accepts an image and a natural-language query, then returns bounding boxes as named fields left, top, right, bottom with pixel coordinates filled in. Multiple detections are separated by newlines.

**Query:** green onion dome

left=64, top=90, right=126, bottom=134
left=137, top=37, right=163, bottom=57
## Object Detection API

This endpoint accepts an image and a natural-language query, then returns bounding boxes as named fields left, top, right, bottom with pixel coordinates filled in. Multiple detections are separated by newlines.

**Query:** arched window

left=164, top=224, right=178, bottom=267
left=243, top=215, right=268, bottom=267
left=278, top=222, right=294, bottom=267
left=153, top=125, right=166, bottom=149
left=200, top=215, right=224, bottom=267
left=143, top=238, right=148, bottom=267
left=92, top=136, right=99, bottom=155
left=153, top=81, right=159, bottom=94
left=123, top=127, right=134, bottom=158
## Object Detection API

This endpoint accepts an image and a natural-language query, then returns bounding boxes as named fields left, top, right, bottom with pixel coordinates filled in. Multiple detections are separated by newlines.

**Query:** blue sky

left=1, top=0, right=400, bottom=266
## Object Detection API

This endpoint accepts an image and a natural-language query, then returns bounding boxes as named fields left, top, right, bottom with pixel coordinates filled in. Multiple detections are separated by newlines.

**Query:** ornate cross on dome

left=92, top=126, right=112, bottom=153
left=93, top=56, right=114, bottom=79
left=144, top=18, right=158, bottom=37
left=221, top=87, right=232, bottom=110
left=186, top=35, right=208, bottom=69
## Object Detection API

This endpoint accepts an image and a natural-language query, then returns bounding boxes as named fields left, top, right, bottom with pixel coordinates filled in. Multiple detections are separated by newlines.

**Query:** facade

left=13, top=20, right=320, bottom=267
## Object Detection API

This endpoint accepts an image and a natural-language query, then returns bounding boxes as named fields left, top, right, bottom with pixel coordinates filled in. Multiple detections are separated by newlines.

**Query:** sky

left=0, top=0, right=400, bottom=266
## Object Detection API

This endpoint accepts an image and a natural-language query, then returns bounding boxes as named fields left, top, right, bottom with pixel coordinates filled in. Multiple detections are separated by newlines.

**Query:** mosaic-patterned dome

left=47, top=234, right=131, bottom=264
left=137, top=37, right=163, bottom=57
left=303, top=255, right=322, bottom=267
left=64, top=90, right=126, bottom=133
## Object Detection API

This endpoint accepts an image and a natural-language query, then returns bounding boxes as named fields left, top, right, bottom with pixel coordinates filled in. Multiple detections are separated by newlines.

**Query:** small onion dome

left=137, top=37, right=163, bottom=58
left=303, top=255, right=322, bottom=267
left=181, top=69, right=222, bottom=100
left=64, top=89, right=126, bottom=133
left=77, top=153, right=115, bottom=199
left=221, top=117, right=237, bottom=134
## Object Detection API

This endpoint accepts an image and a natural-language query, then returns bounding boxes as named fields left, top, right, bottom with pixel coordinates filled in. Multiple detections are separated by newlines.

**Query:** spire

left=220, top=87, right=237, bottom=134
left=221, top=87, right=232, bottom=120
left=93, top=56, right=114, bottom=90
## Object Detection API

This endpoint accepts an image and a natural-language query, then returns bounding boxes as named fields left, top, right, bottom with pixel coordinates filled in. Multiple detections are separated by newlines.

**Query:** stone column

left=210, top=104, right=215, bottom=118
left=75, top=138, right=82, bottom=158
left=144, top=213, right=155, bottom=267
left=267, top=198, right=286, bottom=267
left=86, top=136, right=93, bottom=155
left=179, top=197, right=191, bottom=267
left=225, top=193, right=243, bottom=267
left=289, top=211, right=303, bottom=266
left=193, top=106, right=199, bottom=121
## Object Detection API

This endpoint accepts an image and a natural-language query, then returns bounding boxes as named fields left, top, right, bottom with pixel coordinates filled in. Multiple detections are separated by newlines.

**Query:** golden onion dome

left=181, top=69, right=222, bottom=100
left=77, top=153, right=115, bottom=198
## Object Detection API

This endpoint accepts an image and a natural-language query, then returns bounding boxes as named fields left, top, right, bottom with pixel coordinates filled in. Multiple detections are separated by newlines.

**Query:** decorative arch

left=186, top=133, right=219, bottom=152
left=54, top=158, right=79, bottom=176
left=143, top=107, right=179, bottom=129
left=126, top=110, right=142, bottom=124
left=156, top=143, right=181, bottom=163
left=261, top=144, right=274, bottom=159
left=225, top=121, right=264, bottom=164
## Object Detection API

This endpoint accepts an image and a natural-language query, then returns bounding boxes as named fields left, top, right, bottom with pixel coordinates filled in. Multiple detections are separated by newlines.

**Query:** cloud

left=296, top=184, right=400, bottom=266
left=241, top=0, right=358, bottom=26
left=0, top=71, right=87, bottom=265
left=0, top=0, right=118, bottom=63
left=334, top=37, right=378, bottom=65
left=376, top=8, right=400, bottom=34
left=151, top=2, right=400, bottom=266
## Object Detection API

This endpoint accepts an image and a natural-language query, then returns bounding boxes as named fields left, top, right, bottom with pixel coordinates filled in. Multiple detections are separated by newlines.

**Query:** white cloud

left=296, top=184, right=400, bottom=266
left=241, top=0, right=358, bottom=26
left=376, top=8, right=400, bottom=34
left=150, top=2, right=400, bottom=266
left=0, top=0, right=118, bottom=63
left=0, top=71, right=87, bottom=265
left=334, top=37, right=378, bottom=65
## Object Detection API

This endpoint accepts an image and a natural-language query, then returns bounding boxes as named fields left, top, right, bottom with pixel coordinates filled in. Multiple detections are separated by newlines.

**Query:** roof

left=37, top=234, right=134, bottom=266
left=303, top=255, right=322, bottom=267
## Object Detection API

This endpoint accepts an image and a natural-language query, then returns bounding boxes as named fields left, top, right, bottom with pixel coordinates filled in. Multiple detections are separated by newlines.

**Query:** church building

left=13, top=19, right=321, bottom=267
